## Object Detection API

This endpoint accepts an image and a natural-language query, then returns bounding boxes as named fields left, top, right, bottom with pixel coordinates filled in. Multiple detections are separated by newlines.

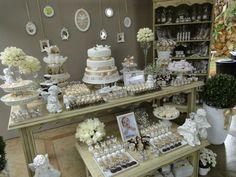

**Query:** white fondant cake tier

left=87, top=45, right=111, bottom=58
left=83, top=71, right=120, bottom=84
left=44, top=72, right=70, bottom=83
left=87, top=57, right=115, bottom=71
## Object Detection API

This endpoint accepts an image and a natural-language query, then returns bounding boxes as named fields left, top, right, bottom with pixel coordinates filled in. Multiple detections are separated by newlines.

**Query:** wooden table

left=76, top=123, right=209, bottom=177
left=7, top=81, right=204, bottom=177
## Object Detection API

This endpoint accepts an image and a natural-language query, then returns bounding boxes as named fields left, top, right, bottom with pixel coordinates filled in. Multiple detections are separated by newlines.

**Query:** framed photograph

left=117, top=32, right=125, bottom=43
left=123, top=70, right=145, bottom=86
left=116, top=112, right=140, bottom=142
left=39, top=39, right=50, bottom=52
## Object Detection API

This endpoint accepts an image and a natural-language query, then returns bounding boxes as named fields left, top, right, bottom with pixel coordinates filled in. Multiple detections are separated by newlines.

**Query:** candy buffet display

left=87, top=136, right=138, bottom=177
left=153, top=106, right=180, bottom=120
left=42, top=45, right=70, bottom=89
left=101, top=86, right=128, bottom=102
left=125, top=83, right=161, bottom=96
left=63, top=93, right=104, bottom=110
left=29, top=154, right=61, bottom=177
left=83, top=45, right=120, bottom=85
left=63, top=83, right=90, bottom=96
left=140, top=123, right=187, bottom=154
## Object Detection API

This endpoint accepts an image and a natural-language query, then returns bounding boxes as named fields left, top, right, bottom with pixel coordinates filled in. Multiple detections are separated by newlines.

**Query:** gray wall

left=0, top=0, right=152, bottom=139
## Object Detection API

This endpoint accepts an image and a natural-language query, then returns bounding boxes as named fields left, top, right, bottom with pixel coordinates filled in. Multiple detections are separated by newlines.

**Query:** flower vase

left=199, top=167, right=210, bottom=176
left=9, top=66, right=22, bottom=81
left=140, top=42, right=151, bottom=67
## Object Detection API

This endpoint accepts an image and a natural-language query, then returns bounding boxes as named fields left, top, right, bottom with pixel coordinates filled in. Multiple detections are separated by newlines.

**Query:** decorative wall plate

left=105, top=8, right=114, bottom=17
left=25, top=21, right=37, bottom=35
left=75, top=8, right=90, bottom=32
left=43, top=5, right=54, bottom=18
left=124, top=17, right=132, bottom=28
left=100, top=29, right=107, bottom=40
left=61, top=27, right=69, bottom=40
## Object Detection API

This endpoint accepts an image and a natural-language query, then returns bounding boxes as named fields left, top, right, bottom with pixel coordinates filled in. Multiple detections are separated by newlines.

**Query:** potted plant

left=199, top=148, right=217, bottom=176
left=0, top=136, right=8, bottom=177
left=203, top=74, right=236, bottom=144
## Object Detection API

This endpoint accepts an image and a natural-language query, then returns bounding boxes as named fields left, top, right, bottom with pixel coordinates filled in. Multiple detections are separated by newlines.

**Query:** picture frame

left=123, top=70, right=145, bottom=86
left=116, top=112, right=140, bottom=142
left=39, top=39, right=50, bottom=52
left=25, top=22, right=37, bottom=36
left=117, top=32, right=125, bottom=43
left=61, top=27, right=69, bottom=40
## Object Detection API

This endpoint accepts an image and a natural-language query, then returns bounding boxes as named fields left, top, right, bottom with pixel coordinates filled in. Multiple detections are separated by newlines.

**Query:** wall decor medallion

left=61, top=27, right=69, bottom=40
left=75, top=8, right=90, bottom=32
left=124, top=17, right=132, bottom=28
left=25, top=22, right=37, bottom=36
left=100, top=29, right=108, bottom=40
left=117, top=32, right=125, bottom=43
left=105, top=8, right=114, bottom=17
left=43, top=5, right=55, bottom=18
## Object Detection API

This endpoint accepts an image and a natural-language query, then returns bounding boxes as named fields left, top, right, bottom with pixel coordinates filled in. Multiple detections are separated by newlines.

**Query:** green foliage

left=0, top=136, right=6, bottom=171
left=203, top=74, right=236, bottom=108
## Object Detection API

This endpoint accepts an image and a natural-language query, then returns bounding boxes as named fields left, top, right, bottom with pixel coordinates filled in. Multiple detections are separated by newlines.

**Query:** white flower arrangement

left=137, top=28, right=154, bottom=43
left=200, top=148, right=217, bottom=168
left=75, top=118, right=106, bottom=146
left=0, top=47, right=26, bottom=67
left=156, top=38, right=176, bottom=51
left=19, top=56, right=41, bottom=74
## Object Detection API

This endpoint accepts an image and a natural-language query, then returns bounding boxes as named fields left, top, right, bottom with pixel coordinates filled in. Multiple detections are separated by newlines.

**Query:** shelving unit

left=153, top=0, right=215, bottom=106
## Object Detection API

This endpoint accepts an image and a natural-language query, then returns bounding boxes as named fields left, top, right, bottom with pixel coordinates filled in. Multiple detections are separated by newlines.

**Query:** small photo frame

left=117, top=32, right=125, bottom=43
left=116, top=112, right=140, bottom=142
left=39, top=39, right=50, bottom=52
left=123, top=70, right=145, bottom=86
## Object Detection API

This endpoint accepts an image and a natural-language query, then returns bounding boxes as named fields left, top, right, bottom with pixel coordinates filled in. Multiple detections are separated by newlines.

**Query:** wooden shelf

left=155, top=20, right=212, bottom=27
left=172, top=57, right=210, bottom=60
left=176, top=39, right=210, bottom=43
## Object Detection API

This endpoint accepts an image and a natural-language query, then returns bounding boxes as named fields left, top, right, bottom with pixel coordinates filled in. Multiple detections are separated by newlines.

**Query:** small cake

left=83, top=45, right=120, bottom=84
left=42, top=45, right=70, bottom=87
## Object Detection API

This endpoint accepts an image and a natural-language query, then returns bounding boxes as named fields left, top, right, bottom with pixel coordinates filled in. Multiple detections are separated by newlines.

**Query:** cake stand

left=153, top=110, right=180, bottom=127
left=0, top=80, right=39, bottom=121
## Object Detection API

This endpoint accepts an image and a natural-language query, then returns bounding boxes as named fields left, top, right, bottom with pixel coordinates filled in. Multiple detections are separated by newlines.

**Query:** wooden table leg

left=19, top=127, right=37, bottom=177
left=189, top=150, right=200, bottom=177
left=187, top=88, right=197, bottom=115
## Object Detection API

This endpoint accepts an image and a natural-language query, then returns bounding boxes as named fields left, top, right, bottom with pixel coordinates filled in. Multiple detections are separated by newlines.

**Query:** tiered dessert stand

left=0, top=80, right=38, bottom=122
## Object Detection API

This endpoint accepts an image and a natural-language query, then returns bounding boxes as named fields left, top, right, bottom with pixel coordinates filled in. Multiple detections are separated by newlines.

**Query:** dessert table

left=76, top=122, right=209, bottom=177
left=8, top=81, right=204, bottom=177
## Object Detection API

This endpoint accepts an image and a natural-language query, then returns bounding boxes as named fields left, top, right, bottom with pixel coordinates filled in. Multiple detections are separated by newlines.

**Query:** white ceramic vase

left=199, top=167, right=210, bottom=176
left=203, top=104, right=229, bottom=144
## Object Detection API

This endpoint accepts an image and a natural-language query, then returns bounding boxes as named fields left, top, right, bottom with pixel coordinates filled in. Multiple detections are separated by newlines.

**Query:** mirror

left=124, top=17, right=132, bottom=28
left=105, top=8, right=114, bottom=17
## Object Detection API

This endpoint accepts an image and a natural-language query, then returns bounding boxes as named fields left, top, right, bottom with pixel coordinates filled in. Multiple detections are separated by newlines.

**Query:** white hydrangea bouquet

left=75, top=118, right=106, bottom=146
left=0, top=47, right=26, bottom=67
left=137, top=27, right=154, bottom=43
left=168, top=60, right=195, bottom=73
left=0, top=47, right=41, bottom=78
left=19, top=56, right=41, bottom=75
left=156, top=38, right=176, bottom=51
left=137, top=27, right=154, bottom=67
left=199, top=148, right=217, bottom=168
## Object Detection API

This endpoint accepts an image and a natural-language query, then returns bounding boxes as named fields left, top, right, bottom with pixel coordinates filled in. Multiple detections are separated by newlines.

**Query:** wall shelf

left=155, top=20, right=212, bottom=27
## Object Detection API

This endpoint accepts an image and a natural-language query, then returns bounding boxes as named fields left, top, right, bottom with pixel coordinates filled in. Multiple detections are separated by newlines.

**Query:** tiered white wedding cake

left=83, top=45, right=120, bottom=84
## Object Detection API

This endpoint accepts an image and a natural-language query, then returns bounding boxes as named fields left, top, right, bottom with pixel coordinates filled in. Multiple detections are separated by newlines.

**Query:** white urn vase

left=199, top=167, right=210, bottom=176
left=203, top=104, right=230, bottom=144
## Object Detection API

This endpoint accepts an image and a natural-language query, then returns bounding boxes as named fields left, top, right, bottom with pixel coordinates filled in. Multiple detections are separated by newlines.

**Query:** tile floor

left=4, top=118, right=236, bottom=177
